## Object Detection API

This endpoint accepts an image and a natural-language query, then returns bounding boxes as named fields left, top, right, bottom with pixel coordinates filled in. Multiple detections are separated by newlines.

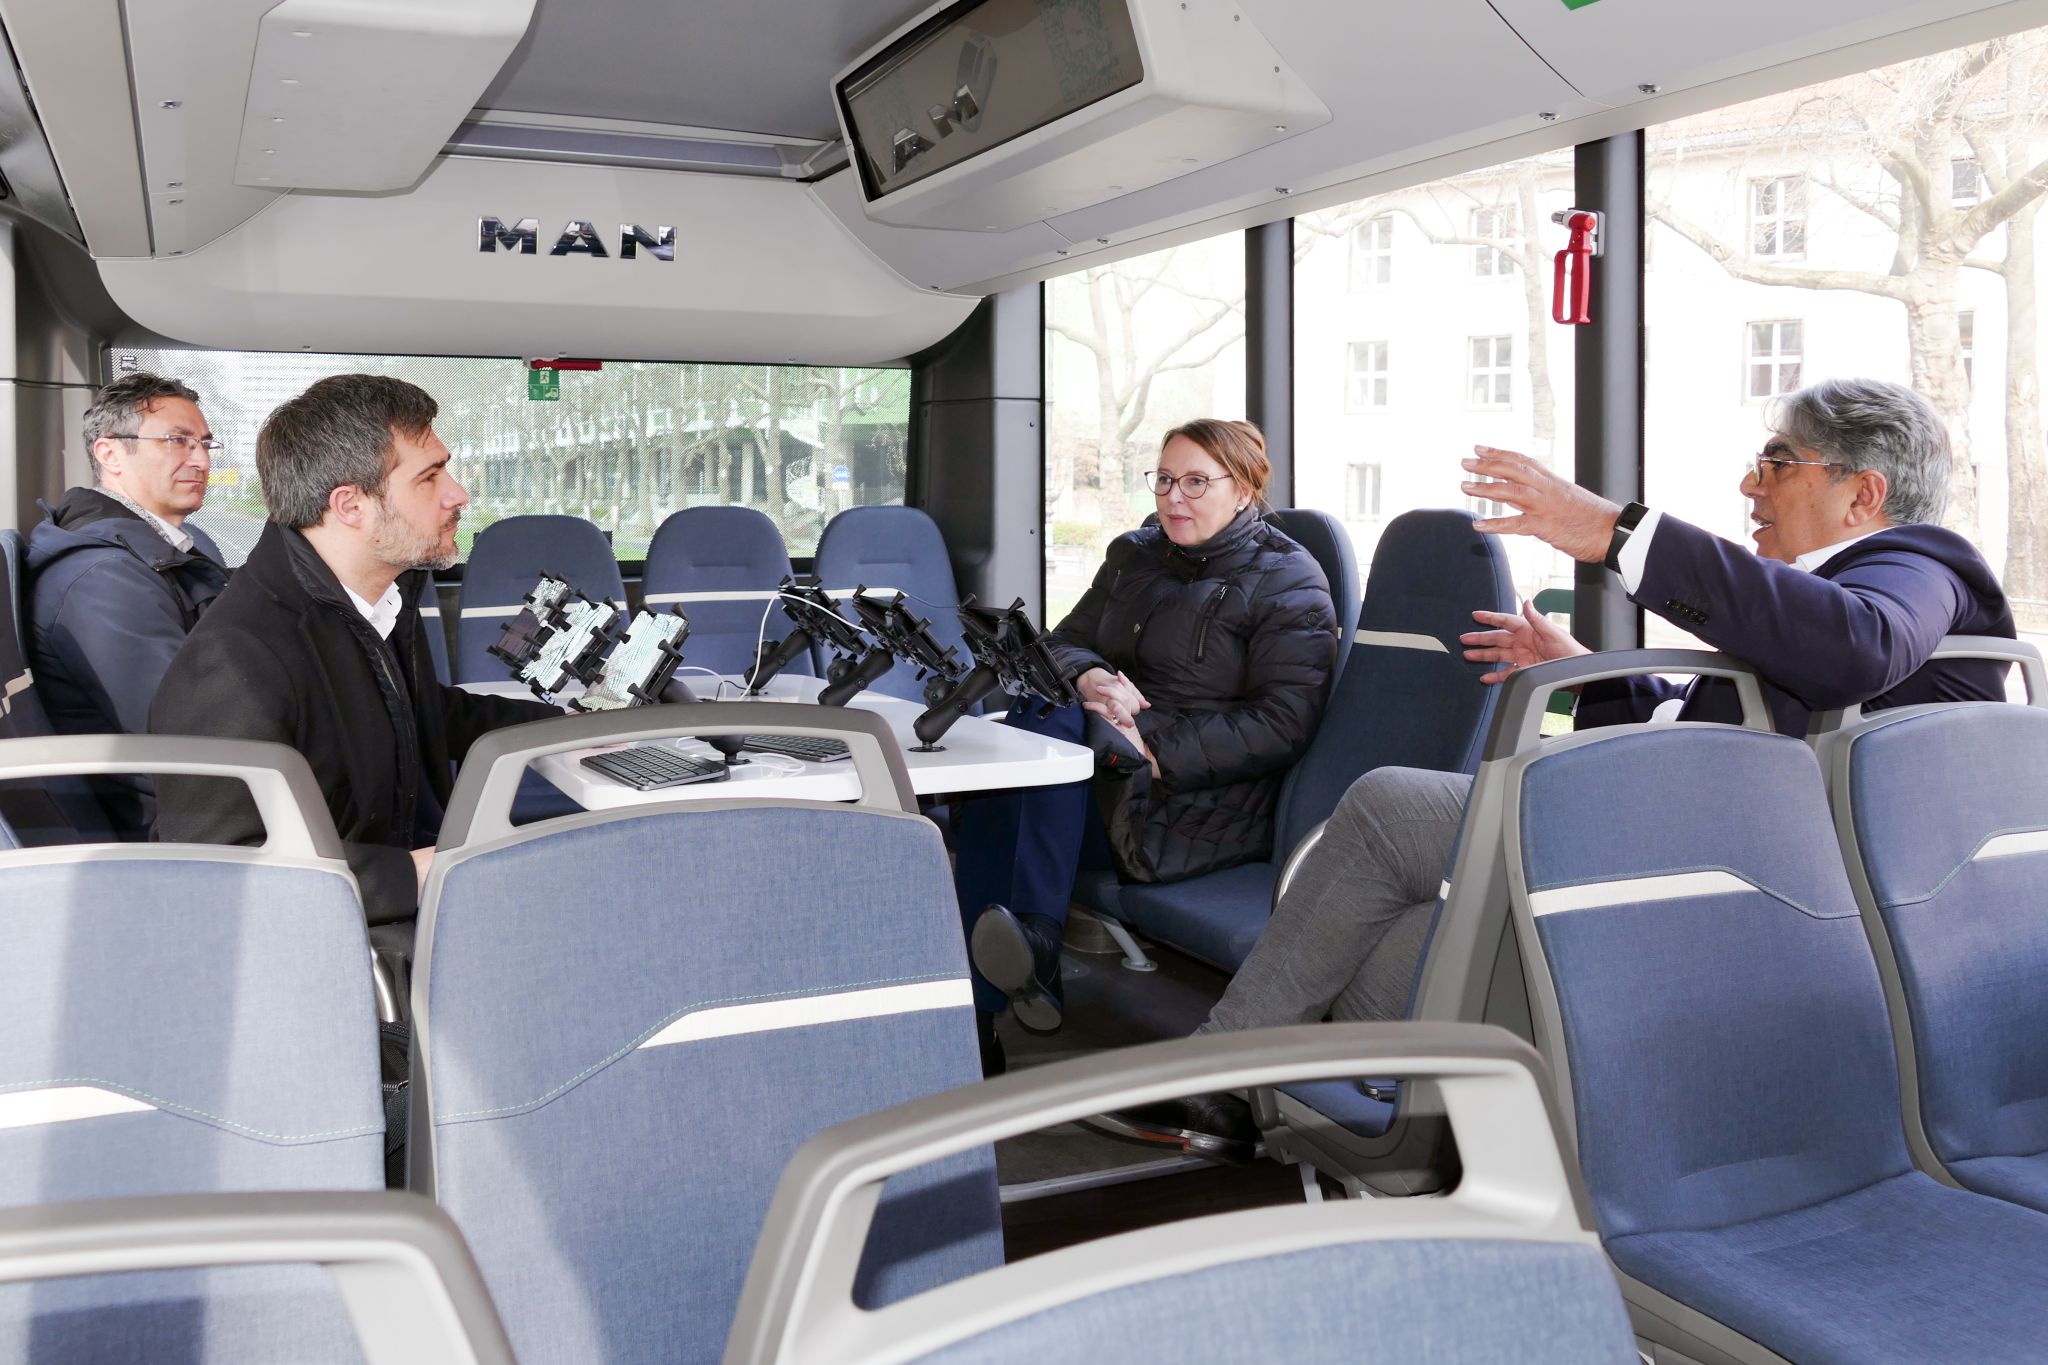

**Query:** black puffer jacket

left=1047, top=508, right=1336, bottom=882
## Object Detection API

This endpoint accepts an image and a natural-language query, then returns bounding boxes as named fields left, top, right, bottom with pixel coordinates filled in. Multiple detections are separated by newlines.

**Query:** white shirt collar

left=1794, top=529, right=1888, bottom=574
left=102, top=487, right=194, bottom=554
left=343, top=580, right=405, bottom=640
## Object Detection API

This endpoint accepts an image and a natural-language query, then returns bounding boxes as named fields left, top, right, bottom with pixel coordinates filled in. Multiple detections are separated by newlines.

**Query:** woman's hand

left=1077, top=667, right=1149, bottom=728
left=1084, top=699, right=1159, bottom=778
left=1460, top=601, right=1589, bottom=685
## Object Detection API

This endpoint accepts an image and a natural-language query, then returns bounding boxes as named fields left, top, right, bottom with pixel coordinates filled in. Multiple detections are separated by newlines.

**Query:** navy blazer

left=1576, top=517, right=2015, bottom=738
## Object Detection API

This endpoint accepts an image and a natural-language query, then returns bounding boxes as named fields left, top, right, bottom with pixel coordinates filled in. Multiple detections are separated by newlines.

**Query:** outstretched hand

left=1460, top=601, right=1589, bottom=685
left=1461, top=446, right=1622, bottom=564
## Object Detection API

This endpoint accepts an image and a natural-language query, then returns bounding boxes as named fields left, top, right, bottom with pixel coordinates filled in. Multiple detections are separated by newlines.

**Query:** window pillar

left=1573, top=132, right=1645, bottom=651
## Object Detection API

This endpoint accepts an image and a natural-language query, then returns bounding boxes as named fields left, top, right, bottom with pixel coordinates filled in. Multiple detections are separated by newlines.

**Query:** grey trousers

left=1198, top=766, right=1473, bottom=1033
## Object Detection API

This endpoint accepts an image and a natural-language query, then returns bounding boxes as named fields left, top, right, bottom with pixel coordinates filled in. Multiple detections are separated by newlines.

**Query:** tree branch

left=1650, top=202, right=1908, bottom=298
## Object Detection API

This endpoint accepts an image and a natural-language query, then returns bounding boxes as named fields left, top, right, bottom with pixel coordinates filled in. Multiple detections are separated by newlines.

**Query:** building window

left=1952, top=157, right=1982, bottom=206
left=1346, top=340, right=1390, bottom=410
left=1959, top=309, right=1975, bottom=385
left=1348, top=215, right=1394, bottom=290
left=1345, top=462, right=1383, bottom=520
left=1468, top=335, right=1513, bottom=407
left=1750, top=176, right=1807, bottom=258
left=1746, top=320, right=1803, bottom=399
left=1466, top=491, right=1511, bottom=520
left=1470, top=205, right=1517, bottom=276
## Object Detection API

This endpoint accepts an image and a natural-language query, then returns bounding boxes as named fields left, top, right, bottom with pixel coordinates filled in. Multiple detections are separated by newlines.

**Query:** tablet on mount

left=913, top=598, right=1080, bottom=750
left=487, top=574, right=572, bottom=674
left=833, top=588, right=965, bottom=708
left=742, top=575, right=871, bottom=695
left=573, top=608, right=690, bottom=711
left=506, top=579, right=621, bottom=701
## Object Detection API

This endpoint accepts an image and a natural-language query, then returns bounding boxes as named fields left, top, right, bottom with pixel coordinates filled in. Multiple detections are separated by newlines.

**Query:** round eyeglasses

left=1145, top=470, right=1233, bottom=499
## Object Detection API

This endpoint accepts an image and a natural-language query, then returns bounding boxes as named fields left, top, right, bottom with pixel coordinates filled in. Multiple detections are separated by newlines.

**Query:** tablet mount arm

left=743, top=577, right=871, bottom=697
left=912, top=598, right=1079, bottom=751
left=819, top=589, right=964, bottom=708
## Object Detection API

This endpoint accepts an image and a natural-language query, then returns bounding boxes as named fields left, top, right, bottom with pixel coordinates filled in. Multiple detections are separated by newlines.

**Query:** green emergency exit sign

left=528, top=367, right=560, bottom=401
left=1561, top=0, right=1604, bottom=8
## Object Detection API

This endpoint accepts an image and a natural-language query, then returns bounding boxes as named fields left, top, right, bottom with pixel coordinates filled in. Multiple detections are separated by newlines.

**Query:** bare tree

left=1390, top=162, right=1566, bottom=454
left=1047, top=251, right=1245, bottom=523
left=1652, top=38, right=2048, bottom=541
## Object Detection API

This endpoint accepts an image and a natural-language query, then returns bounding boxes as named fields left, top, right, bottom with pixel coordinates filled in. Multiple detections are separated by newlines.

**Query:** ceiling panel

left=478, top=0, right=930, bottom=140
left=1490, top=0, right=2022, bottom=108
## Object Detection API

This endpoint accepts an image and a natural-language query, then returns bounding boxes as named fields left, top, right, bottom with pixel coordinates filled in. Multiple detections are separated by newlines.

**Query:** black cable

left=0, top=377, right=99, bottom=391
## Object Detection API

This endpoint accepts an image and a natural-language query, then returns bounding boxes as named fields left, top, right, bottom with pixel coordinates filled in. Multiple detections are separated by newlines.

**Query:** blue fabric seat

left=0, top=736, right=384, bottom=1364
left=1514, top=722, right=2048, bottom=1364
left=1264, top=508, right=1360, bottom=679
left=642, top=506, right=813, bottom=678
left=1085, top=509, right=1513, bottom=969
left=414, top=711, right=1001, bottom=1365
left=812, top=507, right=970, bottom=704
left=1834, top=700, right=2048, bottom=1212
left=454, top=515, right=623, bottom=684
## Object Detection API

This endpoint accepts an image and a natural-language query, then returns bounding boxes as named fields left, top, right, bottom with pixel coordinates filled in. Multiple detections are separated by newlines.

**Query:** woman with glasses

left=958, top=418, right=1338, bottom=1072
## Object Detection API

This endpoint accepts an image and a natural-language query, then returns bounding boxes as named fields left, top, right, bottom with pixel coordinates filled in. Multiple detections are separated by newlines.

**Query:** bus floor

left=993, top=908, right=1330, bottom=1259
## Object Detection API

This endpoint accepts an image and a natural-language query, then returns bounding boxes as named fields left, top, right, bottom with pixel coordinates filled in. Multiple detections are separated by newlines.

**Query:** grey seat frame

left=1816, top=637, right=2048, bottom=1193
left=0, top=1192, right=515, bottom=1365
left=723, top=1022, right=1607, bottom=1365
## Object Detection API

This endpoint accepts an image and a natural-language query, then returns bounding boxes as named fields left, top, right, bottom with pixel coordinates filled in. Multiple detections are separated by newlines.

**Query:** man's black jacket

left=150, top=521, right=554, bottom=922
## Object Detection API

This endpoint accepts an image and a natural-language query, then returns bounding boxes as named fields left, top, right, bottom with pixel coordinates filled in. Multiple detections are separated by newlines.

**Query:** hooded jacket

left=150, top=521, right=555, bottom=924
left=1047, top=508, right=1336, bottom=882
left=25, top=487, right=230, bottom=835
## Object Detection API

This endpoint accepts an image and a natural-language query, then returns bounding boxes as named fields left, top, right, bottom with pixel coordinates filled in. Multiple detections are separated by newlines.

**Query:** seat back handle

left=1482, top=649, right=1771, bottom=763
left=438, top=701, right=917, bottom=847
left=0, top=734, right=342, bottom=860
left=727, top=1022, right=1583, bottom=1365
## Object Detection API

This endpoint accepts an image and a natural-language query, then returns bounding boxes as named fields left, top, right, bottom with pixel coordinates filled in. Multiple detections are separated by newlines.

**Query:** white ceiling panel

left=1490, top=0, right=2024, bottom=108
left=97, top=156, right=976, bottom=364
left=479, top=0, right=931, bottom=139
left=233, top=0, right=537, bottom=192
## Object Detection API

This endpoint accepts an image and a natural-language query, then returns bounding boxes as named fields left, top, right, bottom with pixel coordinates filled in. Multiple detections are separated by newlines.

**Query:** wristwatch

left=1603, top=501, right=1650, bottom=573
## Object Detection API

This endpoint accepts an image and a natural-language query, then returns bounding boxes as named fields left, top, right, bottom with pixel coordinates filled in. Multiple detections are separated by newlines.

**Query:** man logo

left=478, top=218, right=676, bottom=261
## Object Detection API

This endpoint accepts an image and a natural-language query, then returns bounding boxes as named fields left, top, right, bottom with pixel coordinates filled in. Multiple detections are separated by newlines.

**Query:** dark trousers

left=952, top=703, right=1108, bottom=1012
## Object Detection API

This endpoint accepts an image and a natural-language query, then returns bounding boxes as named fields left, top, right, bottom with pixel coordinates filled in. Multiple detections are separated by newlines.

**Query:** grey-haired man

left=24, top=373, right=230, bottom=835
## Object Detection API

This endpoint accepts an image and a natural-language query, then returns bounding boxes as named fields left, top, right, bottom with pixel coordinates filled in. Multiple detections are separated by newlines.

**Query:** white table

left=461, top=674, right=1091, bottom=808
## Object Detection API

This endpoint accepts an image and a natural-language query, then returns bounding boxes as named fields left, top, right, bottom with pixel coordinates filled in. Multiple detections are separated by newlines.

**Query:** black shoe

left=975, top=1010, right=1006, bottom=1078
left=1087, top=1091, right=1260, bottom=1165
left=971, top=904, right=1065, bottom=1034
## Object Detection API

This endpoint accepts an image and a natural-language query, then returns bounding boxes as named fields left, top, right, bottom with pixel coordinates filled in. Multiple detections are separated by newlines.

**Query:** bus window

left=109, top=351, right=911, bottom=567
left=1645, top=24, right=2048, bottom=661
left=1293, top=152, right=1579, bottom=607
left=1043, top=234, right=1246, bottom=624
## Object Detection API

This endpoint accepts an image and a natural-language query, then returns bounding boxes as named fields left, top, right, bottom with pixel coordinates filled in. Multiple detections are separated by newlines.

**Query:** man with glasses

left=1102, top=377, right=2014, bottom=1160
left=24, top=373, right=230, bottom=835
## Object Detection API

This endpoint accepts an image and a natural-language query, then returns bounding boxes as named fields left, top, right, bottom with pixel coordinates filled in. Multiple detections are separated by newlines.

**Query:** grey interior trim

left=1483, top=650, right=1771, bottom=763
left=437, top=701, right=917, bottom=848
left=1809, top=634, right=2047, bottom=737
left=725, top=1022, right=1591, bottom=1365
left=0, top=1191, right=515, bottom=1365
left=0, top=733, right=344, bottom=859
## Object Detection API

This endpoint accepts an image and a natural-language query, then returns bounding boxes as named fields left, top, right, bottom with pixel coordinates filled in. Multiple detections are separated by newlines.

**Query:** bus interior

left=1, top=0, right=2047, bottom=1361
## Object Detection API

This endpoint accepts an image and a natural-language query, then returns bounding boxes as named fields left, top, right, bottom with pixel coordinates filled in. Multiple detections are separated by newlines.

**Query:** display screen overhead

left=839, top=0, right=1144, bottom=201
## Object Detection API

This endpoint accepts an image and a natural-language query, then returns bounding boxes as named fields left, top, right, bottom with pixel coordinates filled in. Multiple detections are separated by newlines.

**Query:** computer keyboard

left=739, top=733, right=853, bottom=762
left=580, top=745, right=730, bottom=790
